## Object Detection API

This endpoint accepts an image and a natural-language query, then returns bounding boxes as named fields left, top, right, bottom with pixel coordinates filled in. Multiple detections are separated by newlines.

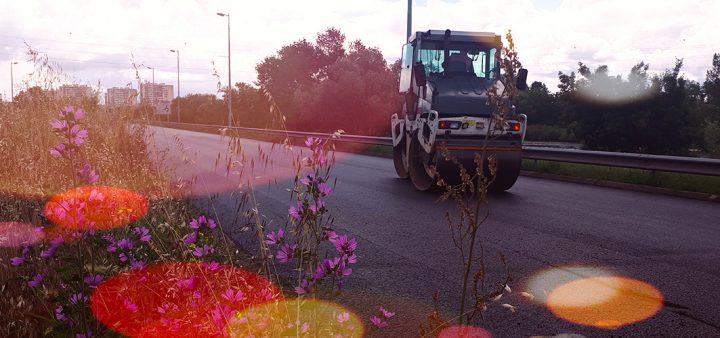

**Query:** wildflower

left=40, top=237, right=64, bottom=259
left=10, top=256, right=25, bottom=266
left=51, top=119, right=68, bottom=130
left=50, top=143, right=68, bottom=157
left=123, top=298, right=138, bottom=312
left=69, top=293, right=87, bottom=305
left=202, top=261, right=222, bottom=271
left=300, top=173, right=314, bottom=186
left=294, top=279, right=314, bottom=295
left=192, top=245, right=214, bottom=257
left=288, top=202, right=303, bottom=221
left=131, top=260, right=146, bottom=270
left=318, top=182, right=333, bottom=196
left=370, top=316, right=388, bottom=328
left=265, top=229, right=284, bottom=246
left=308, top=200, right=325, bottom=214
left=345, top=253, right=358, bottom=264
left=76, top=332, right=92, bottom=338
left=116, top=238, right=133, bottom=250
left=380, top=307, right=395, bottom=319
left=222, top=288, right=244, bottom=302
left=301, top=322, right=310, bottom=334
left=337, top=312, right=350, bottom=323
left=55, top=306, right=67, bottom=321
left=133, top=227, right=151, bottom=242
left=157, top=303, right=179, bottom=314
left=28, top=273, right=44, bottom=288
left=68, top=124, right=88, bottom=145
left=189, top=218, right=201, bottom=230
left=276, top=244, right=297, bottom=263
left=71, top=107, right=86, bottom=120
left=329, top=235, right=357, bottom=255
left=77, top=164, right=100, bottom=184
left=313, top=263, right=327, bottom=280
left=183, top=230, right=198, bottom=245
left=304, top=137, right=321, bottom=148
left=83, top=274, right=104, bottom=288
left=177, top=277, right=198, bottom=290
left=206, top=218, right=217, bottom=229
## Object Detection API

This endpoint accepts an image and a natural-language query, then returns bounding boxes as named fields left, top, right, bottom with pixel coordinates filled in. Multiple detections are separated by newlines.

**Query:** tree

left=704, top=53, right=720, bottom=106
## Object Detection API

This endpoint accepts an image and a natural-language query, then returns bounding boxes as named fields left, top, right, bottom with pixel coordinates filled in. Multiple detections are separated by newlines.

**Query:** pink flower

left=72, top=107, right=86, bottom=120
left=51, top=119, right=68, bottom=130
left=265, top=229, right=284, bottom=246
left=222, top=288, right=244, bottom=302
left=300, top=173, right=314, bottom=186
left=336, top=312, right=350, bottom=323
left=68, top=124, right=88, bottom=145
left=183, top=230, right=198, bottom=245
left=288, top=202, right=303, bottom=221
left=304, top=137, right=321, bottom=148
left=370, top=315, right=388, bottom=328
left=206, top=218, right=217, bottom=229
left=28, top=273, right=44, bottom=288
left=83, top=274, right=104, bottom=288
left=308, top=200, right=325, bottom=214
left=123, top=298, right=138, bottom=312
left=11, top=256, right=25, bottom=266
left=294, top=279, right=314, bottom=295
left=276, top=244, right=297, bottom=263
left=192, top=245, right=213, bottom=257
left=50, top=143, right=67, bottom=157
left=176, top=277, right=198, bottom=290
left=133, top=227, right=151, bottom=242
left=318, top=182, right=333, bottom=196
left=329, top=235, right=357, bottom=255
left=78, top=164, right=100, bottom=184
left=380, top=307, right=395, bottom=319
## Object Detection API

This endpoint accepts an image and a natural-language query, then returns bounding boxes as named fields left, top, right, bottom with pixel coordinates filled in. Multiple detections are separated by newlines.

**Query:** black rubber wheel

left=408, top=134, right=436, bottom=191
left=393, top=137, right=409, bottom=179
left=489, top=157, right=522, bottom=192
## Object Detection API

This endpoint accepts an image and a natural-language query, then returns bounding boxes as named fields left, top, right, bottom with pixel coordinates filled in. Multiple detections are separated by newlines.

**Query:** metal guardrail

left=154, top=122, right=720, bottom=177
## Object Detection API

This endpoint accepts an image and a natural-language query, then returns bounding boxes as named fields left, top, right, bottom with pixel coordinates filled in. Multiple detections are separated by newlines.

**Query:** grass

left=522, top=159, right=720, bottom=196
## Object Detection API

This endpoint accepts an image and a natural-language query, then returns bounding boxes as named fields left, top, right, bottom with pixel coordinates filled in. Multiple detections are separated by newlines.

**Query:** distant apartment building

left=140, top=82, right=173, bottom=103
left=56, top=84, right=93, bottom=99
left=106, top=87, right=138, bottom=107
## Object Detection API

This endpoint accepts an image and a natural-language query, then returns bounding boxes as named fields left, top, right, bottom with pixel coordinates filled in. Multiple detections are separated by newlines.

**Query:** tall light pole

left=146, top=66, right=161, bottom=121
left=407, top=0, right=412, bottom=41
left=170, top=49, right=180, bottom=123
left=10, top=61, right=18, bottom=103
left=217, top=12, right=232, bottom=127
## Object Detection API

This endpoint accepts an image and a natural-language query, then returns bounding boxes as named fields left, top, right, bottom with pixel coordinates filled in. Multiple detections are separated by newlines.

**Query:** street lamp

left=169, top=49, right=180, bottom=123
left=10, top=61, right=18, bottom=103
left=145, top=65, right=162, bottom=121
left=217, top=12, right=232, bottom=127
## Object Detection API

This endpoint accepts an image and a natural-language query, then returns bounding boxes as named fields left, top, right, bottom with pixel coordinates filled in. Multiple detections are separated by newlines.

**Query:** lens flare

left=229, top=298, right=364, bottom=337
left=0, top=221, right=44, bottom=247
left=547, top=276, right=663, bottom=329
left=90, top=261, right=282, bottom=337
left=43, top=186, right=148, bottom=230
left=439, top=325, right=493, bottom=338
left=526, top=266, right=617, bottom=304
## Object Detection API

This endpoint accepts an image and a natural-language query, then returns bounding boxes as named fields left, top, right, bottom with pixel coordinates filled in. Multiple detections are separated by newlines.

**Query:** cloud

left=0, top=0, right=717, bottom=101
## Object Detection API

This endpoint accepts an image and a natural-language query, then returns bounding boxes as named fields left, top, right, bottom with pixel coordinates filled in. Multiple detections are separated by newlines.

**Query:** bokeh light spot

left=439, top=325, right=493, bottom=338
left=43, top=186, right=148, bottom=230
left=526, top=266, right=617, bottom=304
left=547, top=276, right=663, bottom=329
left=230, top=298, right=364, bottom=337
left=0, top=221, right=44, bottom=247
left=90, top=262, right=281, bottom=337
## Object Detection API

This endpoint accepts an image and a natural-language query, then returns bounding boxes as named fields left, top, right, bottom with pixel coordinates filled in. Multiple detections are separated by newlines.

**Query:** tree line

left=516, top=55, right=720, bottom=156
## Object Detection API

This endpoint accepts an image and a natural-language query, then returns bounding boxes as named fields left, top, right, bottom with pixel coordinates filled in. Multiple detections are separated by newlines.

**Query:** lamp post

left=169, top=49, right=180, bottom=123
left=145, top=65, right=161, bottom=121
left=217, top=12, right=232, bottom=127
left=10, top=61, right=18, bottom=103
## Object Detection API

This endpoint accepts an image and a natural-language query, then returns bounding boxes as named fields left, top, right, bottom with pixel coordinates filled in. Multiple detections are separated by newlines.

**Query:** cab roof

left=409, top=29, right=501, bottom=45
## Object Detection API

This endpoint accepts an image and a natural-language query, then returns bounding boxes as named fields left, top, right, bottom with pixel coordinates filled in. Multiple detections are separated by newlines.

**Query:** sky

left=1, top=0, right=718, bottom=102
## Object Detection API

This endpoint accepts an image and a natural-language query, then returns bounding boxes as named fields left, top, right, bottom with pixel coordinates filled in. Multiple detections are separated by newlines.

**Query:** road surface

left=147, top=126, right=720, bottom=338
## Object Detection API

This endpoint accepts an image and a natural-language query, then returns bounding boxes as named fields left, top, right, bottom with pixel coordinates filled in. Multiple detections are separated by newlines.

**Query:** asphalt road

left=148, top=126, right=720, bottom=338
